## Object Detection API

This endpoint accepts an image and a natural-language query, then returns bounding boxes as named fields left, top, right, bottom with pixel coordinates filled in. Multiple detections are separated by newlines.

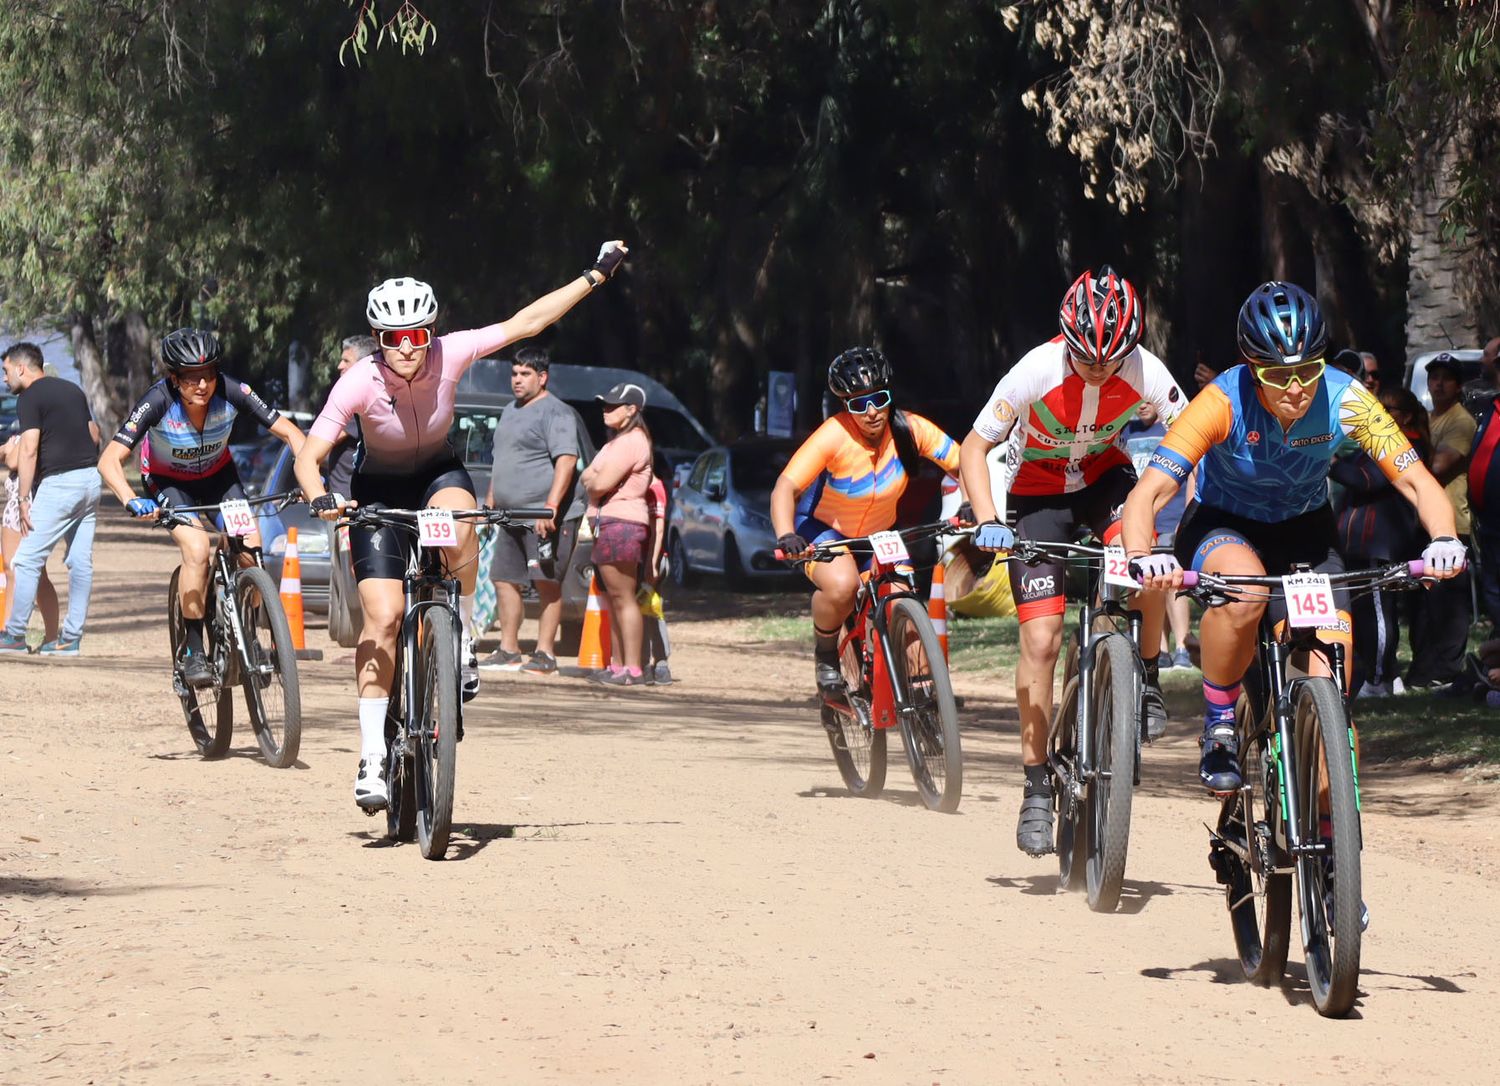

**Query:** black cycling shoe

left=1141, top=680, right=1167, bottom=741
left=1199, top=723, right=1242, bottom=793
left=814, top=648, right=846, bottom=703
left=180, top=651, right=215, bottom=689
left=1016, top=785, right=1056, bottom=856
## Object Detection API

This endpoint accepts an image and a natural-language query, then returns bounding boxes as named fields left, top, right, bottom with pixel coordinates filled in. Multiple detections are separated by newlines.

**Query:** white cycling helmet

left=366, top=277, right=438, bottom=330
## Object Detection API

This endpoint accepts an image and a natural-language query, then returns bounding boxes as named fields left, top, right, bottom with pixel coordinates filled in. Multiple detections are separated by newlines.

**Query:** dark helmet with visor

left=827, top=347, right=892, bottom=399
left=161, top=328, right=222, bottom=372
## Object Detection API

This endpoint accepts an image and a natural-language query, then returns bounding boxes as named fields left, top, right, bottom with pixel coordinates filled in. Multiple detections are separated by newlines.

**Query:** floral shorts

left=592, top=517, right=648, bottom=566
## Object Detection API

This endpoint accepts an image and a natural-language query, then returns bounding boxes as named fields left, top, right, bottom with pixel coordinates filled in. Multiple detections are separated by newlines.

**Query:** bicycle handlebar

left=340, top=505, right=555, bottom=530
left=775, top=518, right=969, bottom=563
left=156, top=490, right=303, bottom=530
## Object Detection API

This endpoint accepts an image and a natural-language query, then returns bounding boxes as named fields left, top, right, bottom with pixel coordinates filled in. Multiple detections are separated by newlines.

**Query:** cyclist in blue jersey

left=99, top=329, right=305, bottom=686
left=1121, top=282, right=1464, bottom=796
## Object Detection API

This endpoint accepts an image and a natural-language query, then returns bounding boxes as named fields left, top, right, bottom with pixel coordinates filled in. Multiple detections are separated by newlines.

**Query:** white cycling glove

left=1128, top=553, right=1182, bottom=583
left=1421, top=536, right=1467, bottom=575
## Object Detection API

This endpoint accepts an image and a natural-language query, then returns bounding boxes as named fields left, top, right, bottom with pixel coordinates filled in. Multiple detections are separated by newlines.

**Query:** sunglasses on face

left=1252, top=360, right=1325, bottom=390
left=378, top=327, right=433, bottom=351
left=845, top=389, right=893, bottom=414
left=174, top=366, right=217, bottom=387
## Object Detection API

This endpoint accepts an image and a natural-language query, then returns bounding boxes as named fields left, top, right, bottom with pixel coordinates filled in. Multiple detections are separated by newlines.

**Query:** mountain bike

left=343, top=503, right=553, bottom=860
left=784, top=521, right=963, bottom=812
left=1182, top=559, right=1430, bottom=1017
left=160, top=491, right=303, bottom=768
left=1010, top=538, right=1146, bottom=913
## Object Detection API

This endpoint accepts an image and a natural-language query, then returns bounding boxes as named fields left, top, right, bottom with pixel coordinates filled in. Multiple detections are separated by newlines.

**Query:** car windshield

left=229, top=438, right=282, bottom=495
left=731, top=447, right=792, bottom=497
left=573, top=403, right=707, bottom=455
left=448, top=406, right=503, bottom=467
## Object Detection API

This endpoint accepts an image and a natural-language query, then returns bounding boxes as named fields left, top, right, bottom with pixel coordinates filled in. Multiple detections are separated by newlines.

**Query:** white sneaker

left=354, top=755, right=389, bottom=811
left=1356, top=680, right=1391, bottom=700
left=462, top=638, right=479, bottom=703
left=1391, top=677, right=1407, bottom=696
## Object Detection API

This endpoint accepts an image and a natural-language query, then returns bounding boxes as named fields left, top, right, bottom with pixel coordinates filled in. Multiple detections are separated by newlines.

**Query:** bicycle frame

left=390, top=534, right=463, bottom=758
left=837, top=556, right=927, bottom=730
left=1064, top=570, right=1145, bottom=798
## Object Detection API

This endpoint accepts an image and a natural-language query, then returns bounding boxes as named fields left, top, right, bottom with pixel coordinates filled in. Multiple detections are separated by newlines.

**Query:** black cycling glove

left=776, top=532, right=810, bottom=561
left=588, top=241, right=628, bottom=284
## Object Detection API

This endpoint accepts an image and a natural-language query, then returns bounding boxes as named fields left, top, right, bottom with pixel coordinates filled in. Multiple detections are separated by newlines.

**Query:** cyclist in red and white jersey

left=959, top=266, right=1187, bottom=857
left=294, top=242, right=627, bottom=811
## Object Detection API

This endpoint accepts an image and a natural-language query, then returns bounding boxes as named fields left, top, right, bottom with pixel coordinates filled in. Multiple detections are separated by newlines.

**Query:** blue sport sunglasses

left=845, top=389, right=893, bottom=414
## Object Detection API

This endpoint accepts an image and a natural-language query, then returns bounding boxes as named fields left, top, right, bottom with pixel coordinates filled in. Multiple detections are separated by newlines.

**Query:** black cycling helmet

left=1058, top=265, right=1144, bottom=366
left=1236, top=281, right=1328, bottom=367
left=161, top=328, right=222, bottom=372
left=827, top=347, right=892, bottom=399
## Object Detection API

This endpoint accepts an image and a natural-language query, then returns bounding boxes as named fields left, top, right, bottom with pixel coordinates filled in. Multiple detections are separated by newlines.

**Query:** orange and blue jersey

left=1148, top=365, right=1418, bottom=523
left=782, top=411, right=960, bottom=538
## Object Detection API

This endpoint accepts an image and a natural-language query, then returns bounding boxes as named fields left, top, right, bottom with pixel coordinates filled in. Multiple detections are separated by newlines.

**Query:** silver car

left=667, top=439, right=797, bottom=586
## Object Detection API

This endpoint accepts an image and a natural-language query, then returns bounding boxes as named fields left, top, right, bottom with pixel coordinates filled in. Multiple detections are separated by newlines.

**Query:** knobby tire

left=1221, top=694, right=1292, bottom=985
left=825, top=618, right=886, bottom=798
left=235, top=567, right=302, bottom=768
left=887, top=597, right=963, bottom=813
left=1085, top=633, right=1137, bottom=912
left=168, top=566, right=232, bottom=758
left=415, top=606, right=460, bottom=860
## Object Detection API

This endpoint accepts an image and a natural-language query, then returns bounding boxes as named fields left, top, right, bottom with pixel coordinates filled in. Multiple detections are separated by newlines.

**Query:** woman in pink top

left=581, top=381, right=654, bottom=687
left=294, top=241, right=628, bottom=812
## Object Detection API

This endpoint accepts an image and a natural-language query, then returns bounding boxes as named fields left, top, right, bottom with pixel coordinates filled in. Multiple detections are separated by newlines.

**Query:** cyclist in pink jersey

left=294, top=241, right=628, bottom=812
left=958, top=266, right=1186, bottom=857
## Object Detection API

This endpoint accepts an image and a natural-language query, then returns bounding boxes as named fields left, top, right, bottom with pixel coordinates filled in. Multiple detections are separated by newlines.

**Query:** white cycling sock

left=358, top=697, right=389, bottom=762
left=459, top=595, right=475, bottom=649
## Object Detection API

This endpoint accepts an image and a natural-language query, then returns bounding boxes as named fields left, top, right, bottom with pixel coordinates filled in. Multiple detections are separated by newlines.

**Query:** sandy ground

left=3, top=515, right=1499, bottom=1084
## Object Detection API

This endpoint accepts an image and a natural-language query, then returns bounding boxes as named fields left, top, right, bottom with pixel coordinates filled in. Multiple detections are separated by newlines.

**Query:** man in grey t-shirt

left=480, top=348, right=586, bottom=674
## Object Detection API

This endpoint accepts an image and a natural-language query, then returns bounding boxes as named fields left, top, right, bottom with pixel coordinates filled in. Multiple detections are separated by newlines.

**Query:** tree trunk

left=1405, top=136, right=1478, bottom=361
left=121, top=310, right=154, bottom=404
left=70, top=314, right=122, bottom=436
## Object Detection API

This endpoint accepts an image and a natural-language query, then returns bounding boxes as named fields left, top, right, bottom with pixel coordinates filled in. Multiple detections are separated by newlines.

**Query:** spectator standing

left=1123, top=401, right=1193, bottom=668
left=0, top=344, right=101, bottom=655
left=1468, top=378, right=1500, bottom=631
left=2, top=428, right=59, bottom=639
left=1331, top=349, right=1362, bottom=380
left=641, top=472, right=673, bottom=684
left=1358, top=351, right=1383, bottom=395
left=581, top=381, right=654, bottom=687
left=1462, top=336, right=1500, bottom=421
left=325, top=335, right=375, bottom=502
left=1333, top=388, right=1430, bottom=696
left=1407, top=353, right=1476, bottom=688
left=479, top=348, right=586, bottom=675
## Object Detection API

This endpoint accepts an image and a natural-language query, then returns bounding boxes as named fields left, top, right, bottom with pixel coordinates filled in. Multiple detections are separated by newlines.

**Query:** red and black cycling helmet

left=160, top=328, right=222, bottom=372
left=1058, top=265, right=1144, bottom=367
left=827, top=346, right=892, bottom=399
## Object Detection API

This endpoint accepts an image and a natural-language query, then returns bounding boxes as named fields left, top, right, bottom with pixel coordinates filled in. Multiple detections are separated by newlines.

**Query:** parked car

left=1405, top=347, right=1485, bottom=413
left=230, top=438, right=334, bottom=614
left=667, top=438, right=797, bottom=586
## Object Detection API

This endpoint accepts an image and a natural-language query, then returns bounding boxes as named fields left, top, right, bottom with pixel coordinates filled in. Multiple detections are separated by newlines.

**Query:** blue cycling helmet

left=1236, top=281, right=1328, bottom=366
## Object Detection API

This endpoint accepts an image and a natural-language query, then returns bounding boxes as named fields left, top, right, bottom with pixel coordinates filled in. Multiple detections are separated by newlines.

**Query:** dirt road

left=3, top=517, right=1499, bottom=1083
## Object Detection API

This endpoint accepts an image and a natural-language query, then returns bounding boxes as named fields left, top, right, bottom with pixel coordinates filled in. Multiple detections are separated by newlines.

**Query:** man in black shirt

left=0, top=343, right=101, bottom=655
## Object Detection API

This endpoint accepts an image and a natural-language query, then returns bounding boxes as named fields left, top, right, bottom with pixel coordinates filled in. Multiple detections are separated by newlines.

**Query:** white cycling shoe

left=354, top=755, right=389, bottom=811
left=462, top=638, right=479, bottom=703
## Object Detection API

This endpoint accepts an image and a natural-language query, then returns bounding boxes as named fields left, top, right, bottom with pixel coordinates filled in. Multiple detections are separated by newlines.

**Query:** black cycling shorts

left=349, top=458, right=475, bottom=582
left=1008, top=466, right=1135, bottom=622
left=1174, top=501, right=1349, bottom=630
left=145, top=467, right=247, bottom=529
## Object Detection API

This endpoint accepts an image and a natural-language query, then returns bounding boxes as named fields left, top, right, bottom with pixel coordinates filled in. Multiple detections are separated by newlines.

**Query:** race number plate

left=417, top=508, right=458, bottom=548
left=220, top=499, right=256, bottom=537
left=868, top=530, right=910, bottom=565
left=1282, top=572, right=1337, bottom=628
left=1103, top=544, right=1138, bottom=590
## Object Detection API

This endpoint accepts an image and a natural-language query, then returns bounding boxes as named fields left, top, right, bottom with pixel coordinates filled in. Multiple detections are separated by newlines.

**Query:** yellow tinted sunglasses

left=1252, top=360, right=1325, bottom=390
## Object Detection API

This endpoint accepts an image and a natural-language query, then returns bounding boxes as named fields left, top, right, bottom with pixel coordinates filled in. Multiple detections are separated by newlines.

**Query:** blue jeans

left=5, top=467, right=101, bottom=643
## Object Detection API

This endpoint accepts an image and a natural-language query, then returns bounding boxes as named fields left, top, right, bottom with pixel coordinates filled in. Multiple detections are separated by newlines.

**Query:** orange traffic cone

left=0, top=547, right=10, bottom=626
left=279, top=527, right=321, bottom=660
left=576, top=571, right=612, bottom=671
left=929, top=559, right=949, bottom=662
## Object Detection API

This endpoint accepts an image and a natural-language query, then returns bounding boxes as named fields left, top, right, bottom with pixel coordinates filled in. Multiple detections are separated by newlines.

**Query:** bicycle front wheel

left=1294, top=677, right=1362, bottom=1017
left=168, top=566, right=232, bottom=758
left=887, top=597, right=962, bottom=813
left=414, top=605, right=460, bottom=860
left=235, top=567, right=302, bottom=768
left=1084, top=632, right=1137, bottom=912
left=825, top=620, right=887, bottom=799
left=1218, top=693, right=1292, bottom=983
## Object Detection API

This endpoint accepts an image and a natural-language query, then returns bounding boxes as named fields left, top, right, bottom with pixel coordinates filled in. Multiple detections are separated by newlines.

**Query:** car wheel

left=668, top=531, right=694, bottom=590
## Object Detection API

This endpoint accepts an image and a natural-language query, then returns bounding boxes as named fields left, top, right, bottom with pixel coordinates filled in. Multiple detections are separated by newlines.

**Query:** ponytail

left=889, top=409, right=921, bottom=478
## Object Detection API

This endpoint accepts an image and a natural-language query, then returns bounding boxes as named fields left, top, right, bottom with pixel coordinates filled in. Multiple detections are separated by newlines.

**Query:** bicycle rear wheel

left=1218, top=694, right=1292, bottom=984
left=414, top=605, right=460, bottom=860
left=1050, top=643, right=1086, bottom=890
left=168, top=566, right=232, bottom=758
left=235, top=567, right=302, bottom=768
left=825, top=620, right=887, bottom=798
left=1085, top=633, right=1137, bottom=912
left=887, top=597, right=962, bottom=812
left=1294, top=677, right=1362, bottom=1017
left=385, top=640, right=416, bottom=843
